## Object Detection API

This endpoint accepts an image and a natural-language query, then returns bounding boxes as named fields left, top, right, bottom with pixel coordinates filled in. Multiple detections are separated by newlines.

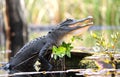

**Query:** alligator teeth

left=88, top=22, right=94, bottom=25
left=81, top=22, right=93, bottom=26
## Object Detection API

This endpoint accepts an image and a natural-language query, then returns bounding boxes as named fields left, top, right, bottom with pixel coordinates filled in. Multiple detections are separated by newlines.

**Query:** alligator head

left=48, top=16, right=93, bottom=41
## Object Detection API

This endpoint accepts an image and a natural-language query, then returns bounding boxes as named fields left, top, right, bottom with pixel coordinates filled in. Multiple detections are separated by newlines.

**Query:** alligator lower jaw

left=73, top=26, right=90, bottom=35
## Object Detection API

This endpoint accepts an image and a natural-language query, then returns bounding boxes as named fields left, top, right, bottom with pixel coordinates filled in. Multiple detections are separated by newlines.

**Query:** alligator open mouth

left=69, top=16, right=93, bottom=35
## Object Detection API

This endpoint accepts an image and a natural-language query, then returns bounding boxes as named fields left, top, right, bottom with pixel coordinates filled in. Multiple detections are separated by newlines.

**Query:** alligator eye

left=60, top=18, right=74, bottom=25
left=66, top=18, right=73, bottom=21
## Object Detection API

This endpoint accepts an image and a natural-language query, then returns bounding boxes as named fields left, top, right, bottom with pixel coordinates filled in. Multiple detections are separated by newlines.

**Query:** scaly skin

left=2, top=16, right=93, bottom=77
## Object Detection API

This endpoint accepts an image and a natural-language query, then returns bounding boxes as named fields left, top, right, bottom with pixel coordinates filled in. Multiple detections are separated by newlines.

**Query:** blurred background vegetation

left=25, top=0, right=120, bottom=26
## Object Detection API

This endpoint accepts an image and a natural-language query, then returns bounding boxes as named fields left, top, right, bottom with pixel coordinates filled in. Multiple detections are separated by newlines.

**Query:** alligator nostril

left=48, top=31, right=51, bottom=34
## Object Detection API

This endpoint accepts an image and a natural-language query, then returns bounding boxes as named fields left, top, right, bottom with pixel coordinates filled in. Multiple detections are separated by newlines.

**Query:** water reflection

left=0, top=69, right=120, bottom=77
left=76, top=69, right=120, bottom=77
left=83, top=54, right=120, bottom=77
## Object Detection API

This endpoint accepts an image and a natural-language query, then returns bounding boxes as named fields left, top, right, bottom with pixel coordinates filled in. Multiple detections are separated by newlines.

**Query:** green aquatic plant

left=52, top=42, right=73, bottom=60
left=52, top=35, right=83, bottom=60
left=91, top=32, right=120, bottom=52
left=91, top=32, right=120, bottom=69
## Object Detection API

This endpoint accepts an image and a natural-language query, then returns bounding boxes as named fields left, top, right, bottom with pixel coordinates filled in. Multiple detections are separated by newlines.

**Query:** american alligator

left=2, top=16, right=93, bottom=77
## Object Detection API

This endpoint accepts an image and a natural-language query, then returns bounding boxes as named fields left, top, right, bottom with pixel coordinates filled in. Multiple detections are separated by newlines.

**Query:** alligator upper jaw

left=69, top=16, right=93, bottom=28
left=69, top=16, right=93, bottom=26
